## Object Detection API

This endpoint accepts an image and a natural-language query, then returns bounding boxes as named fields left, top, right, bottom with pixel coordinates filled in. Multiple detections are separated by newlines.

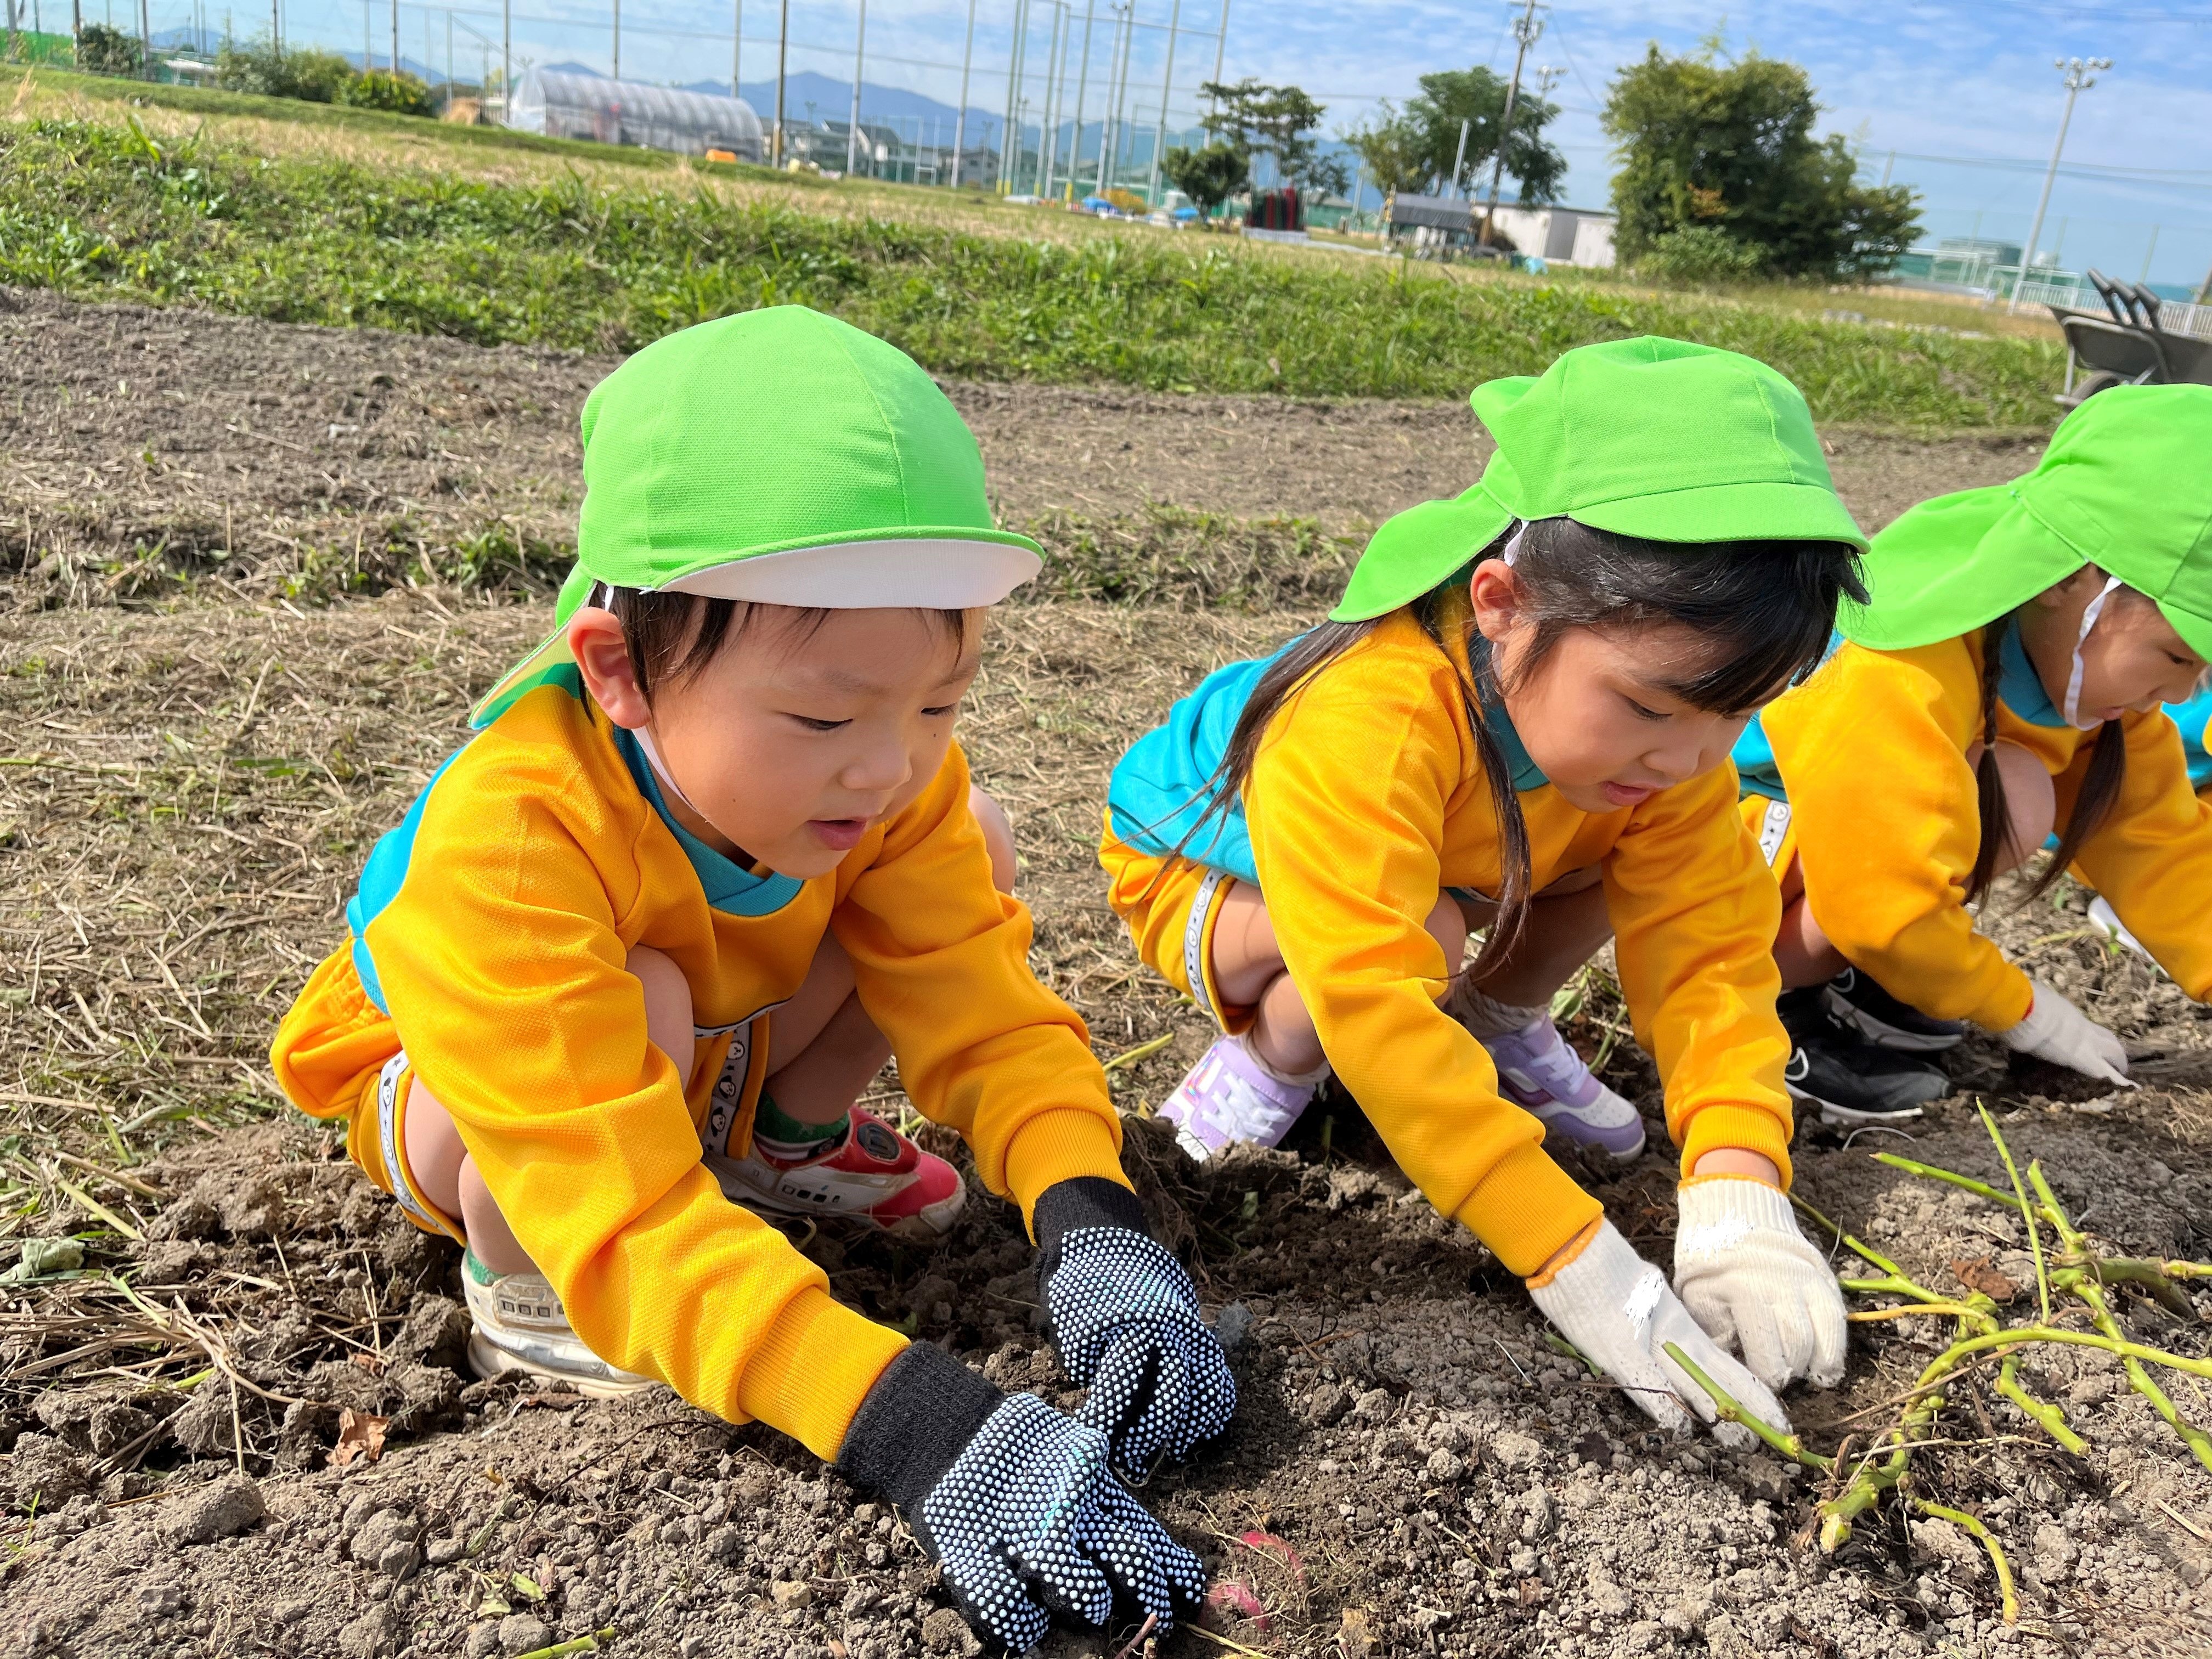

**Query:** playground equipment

left=2048, top=269, right=2212, bottom=407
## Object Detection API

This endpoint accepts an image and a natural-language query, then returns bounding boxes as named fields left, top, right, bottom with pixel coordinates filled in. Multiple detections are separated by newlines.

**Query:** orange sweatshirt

left=1758, top=633, right=2212, bottom=1025
left=273, top=667, right=1125, bottom=1460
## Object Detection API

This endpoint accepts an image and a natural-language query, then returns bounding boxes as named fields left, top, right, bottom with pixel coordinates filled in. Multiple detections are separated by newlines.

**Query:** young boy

left=272, top=308, right=1223, bottom=1649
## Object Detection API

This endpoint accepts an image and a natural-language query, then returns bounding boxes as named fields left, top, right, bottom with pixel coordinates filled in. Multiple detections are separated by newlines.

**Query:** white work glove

left=1673, top=1178, right=1847, bottom=1392
left=2000, top=978, right=2135, bottom=1088
left=1526, top=1219, right=1790, bottom=1446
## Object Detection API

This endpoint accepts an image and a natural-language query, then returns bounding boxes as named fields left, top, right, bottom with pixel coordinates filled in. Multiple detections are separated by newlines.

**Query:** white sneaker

left=2087, top=895, right=2153, bottom=963
left=461, top=1249, right=655, bottom=1397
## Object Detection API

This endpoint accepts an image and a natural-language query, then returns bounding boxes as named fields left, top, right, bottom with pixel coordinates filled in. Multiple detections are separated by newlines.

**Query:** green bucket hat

left=472, top=307, right=1042, bottom=726
left=1332, top=336, right=1868, bottom=622
left=1841, top=383, right=2212, bottom=662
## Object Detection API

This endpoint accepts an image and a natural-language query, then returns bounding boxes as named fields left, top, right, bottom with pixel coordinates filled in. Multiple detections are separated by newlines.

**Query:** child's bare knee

left=401, top=1077, right=466, bottom=1216
left=625, top=944, right=694, bottom=1066
left=967, top=784, right=1018, bottom=894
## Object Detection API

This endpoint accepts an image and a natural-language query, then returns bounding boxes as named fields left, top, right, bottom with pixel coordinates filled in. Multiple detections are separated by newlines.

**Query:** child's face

left=572, top=603, right=984, bottom=877
left=2023, top=572, right=2207, bottom=725
left=1470, top=563, right=1758, bottom=816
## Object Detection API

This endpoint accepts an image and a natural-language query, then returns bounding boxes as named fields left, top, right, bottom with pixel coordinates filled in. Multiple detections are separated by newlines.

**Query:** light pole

left=847, top=0, right=867, bottom=177
left=1480, top=0, right=1545, bottom=247
left=950, top=0, right=977, bottom=186
left=500, top=0, right=509, bottom=121
left=1069, top=0, right=1096, bottom=196
left=1146, top=0, right=1181, bottom=206
left=2012, top=56, right=2110, bottom=312
left=1000, top=0, right=1028, bottom=195
left=772, top=0, right=789, bottom=165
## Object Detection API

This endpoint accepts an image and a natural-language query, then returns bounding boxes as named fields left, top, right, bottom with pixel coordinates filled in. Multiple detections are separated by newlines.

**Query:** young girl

left=1739, top=384, right=2212, bottom=1093
left=1102, top=338, right=1869, bottom=1438
left=274, top=309, right=1214, bottom=1650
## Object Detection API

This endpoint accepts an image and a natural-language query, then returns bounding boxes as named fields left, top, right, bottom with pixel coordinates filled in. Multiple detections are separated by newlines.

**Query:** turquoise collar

left=611, top=726, right=806, bottom=916
left=1998, top=621, right=2066, bottom=729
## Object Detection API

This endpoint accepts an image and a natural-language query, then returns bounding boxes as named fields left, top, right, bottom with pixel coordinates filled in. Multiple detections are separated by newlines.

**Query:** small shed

left=506, top=69, right=763, bottom=161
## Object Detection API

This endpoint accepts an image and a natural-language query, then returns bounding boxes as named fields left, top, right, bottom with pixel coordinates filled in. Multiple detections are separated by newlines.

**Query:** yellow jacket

left=1108, top=606, right=1796, bottom=1277
left=1757, top=633, right=2212, bottom=1026
left=273, top=669, right=1125, bottom=1460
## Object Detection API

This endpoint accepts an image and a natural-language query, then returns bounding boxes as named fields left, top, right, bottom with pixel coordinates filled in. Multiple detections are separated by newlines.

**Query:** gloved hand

left=1526, top=1217, right=1791, bottom=1446
left=1673, top=1176, right=1847, bottom=1391
left=836, top=1344, right=1206, bottom=1652
left=2000, top=978, right=2135, bottom=1088
left=1036, top=1177, right=1237, bottom=1480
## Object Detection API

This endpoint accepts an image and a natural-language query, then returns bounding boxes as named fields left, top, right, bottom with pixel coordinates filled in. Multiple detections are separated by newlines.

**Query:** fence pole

left=846, top=0, right=865, bottom=176
left=1147, top=0, right=1181, bottom=207
left=950, top=0, right=975, bottom=186
left=772, top=0, right=787, bottom=165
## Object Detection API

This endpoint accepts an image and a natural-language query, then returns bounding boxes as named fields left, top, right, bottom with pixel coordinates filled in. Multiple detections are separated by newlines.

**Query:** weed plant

left=0, top=115, right=2063, bottom=425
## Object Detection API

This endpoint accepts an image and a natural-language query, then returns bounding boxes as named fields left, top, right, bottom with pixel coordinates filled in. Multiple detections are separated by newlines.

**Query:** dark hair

left=1965, top=611, right=2126, bottom=906
left=1176, top=518, right=1867, bottom=978
left=605, top=589, right=969, bottom=702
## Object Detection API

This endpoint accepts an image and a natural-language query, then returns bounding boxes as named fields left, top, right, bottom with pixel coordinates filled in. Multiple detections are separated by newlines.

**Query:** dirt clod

left=157, top=1470, right=267, bottom=1545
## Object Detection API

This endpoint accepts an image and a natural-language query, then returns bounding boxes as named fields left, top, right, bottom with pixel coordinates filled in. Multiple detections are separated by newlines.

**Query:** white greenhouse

left=507, top=69, right=764, bottom=161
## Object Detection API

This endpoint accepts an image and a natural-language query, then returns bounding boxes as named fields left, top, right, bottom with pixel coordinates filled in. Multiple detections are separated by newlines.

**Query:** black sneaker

left=1823, top=967, right=1966, bottom=1053
left=1779, top=988, right=1950, bottom=1126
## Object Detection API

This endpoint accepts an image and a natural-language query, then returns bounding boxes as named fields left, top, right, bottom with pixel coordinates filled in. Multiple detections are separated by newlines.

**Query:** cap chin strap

left=1499, top=522, right=1529, bottom=567
left=584, top=582, right=715, bottom=820
left=2063, top=575, right=2125, bottom=730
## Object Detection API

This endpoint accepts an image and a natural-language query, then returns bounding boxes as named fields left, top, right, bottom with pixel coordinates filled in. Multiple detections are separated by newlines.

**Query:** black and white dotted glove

left=836, top=1343, right=1206, bottom=1653
left=1036, top=1177, right=1237, bottom=1480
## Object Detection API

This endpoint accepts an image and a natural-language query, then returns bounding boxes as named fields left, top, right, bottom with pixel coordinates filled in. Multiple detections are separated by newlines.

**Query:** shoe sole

left=1784, top=1082, right=1928, bottom=1127
left=1824, top=989, right=1965, bottom=1053
left=722, top=1176, right=969, bottom=1239
left=465, top=1331, right=659, bottom=1398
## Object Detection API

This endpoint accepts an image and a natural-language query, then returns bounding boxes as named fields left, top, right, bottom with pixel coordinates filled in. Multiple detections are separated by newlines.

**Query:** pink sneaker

left=1157, top=1034, right=1321, bottom=1161
left=708, top=1107, right=967, bottom=1240
left=1481, top=1015, right=1647, bottom=1160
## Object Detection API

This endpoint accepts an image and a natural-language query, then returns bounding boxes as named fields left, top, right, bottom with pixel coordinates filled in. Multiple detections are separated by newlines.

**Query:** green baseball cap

left=472, top=307, right=1042, bottom=726
left=1841, top=383, right=2212, bottom=662
left=1332, top=336, right=1867, bottom=622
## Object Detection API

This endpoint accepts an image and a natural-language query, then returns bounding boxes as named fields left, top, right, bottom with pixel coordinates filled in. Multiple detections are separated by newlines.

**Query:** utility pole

left=1448, top=118, right=1469, bottom=196
left=951, top=0, right=977, bottom=186
left=731, top=0, right=739, bottom=104
left=846, top=0, right=866, bottom=177
left=1069, top=0, right=1096, bottom=196
left=390, top=0, right=397, bottom=77
left=138, top=0, right=149, bottom=75
left=2012, top=57, right=2109, bottom=312
left=611, top=0, right=619, bottom=81
left=1146, top=0, right=1180, bottom=206
left=1000, top=0, right=1028, bottom=194
left=772, top=0, right=788, bottom=165
left=270, top=0, right=278, bottom=51
left=500, top=0, right=509, bottom=121
left=1480, top=0, right=1545, bottom=247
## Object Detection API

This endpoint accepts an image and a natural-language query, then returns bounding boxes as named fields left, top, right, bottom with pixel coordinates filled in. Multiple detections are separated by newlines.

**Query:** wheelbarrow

left=2047, top=268, right=2212, bottom=407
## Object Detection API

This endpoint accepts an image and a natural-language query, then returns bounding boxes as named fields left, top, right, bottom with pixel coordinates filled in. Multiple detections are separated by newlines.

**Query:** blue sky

left=165, top=0, right=2212, bottom=290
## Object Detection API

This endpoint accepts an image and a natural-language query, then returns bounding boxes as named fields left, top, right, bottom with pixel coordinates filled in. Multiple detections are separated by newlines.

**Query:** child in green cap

left=1736, top=383, right=2212, bottom=1091
left=1101, top=337, right=1869, bottom=1443
left=273, top=308, right=1217, bottom=1649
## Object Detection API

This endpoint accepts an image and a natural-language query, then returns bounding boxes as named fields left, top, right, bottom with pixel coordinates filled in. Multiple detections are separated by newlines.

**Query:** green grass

left=0, top=110, right=2064, bottom=426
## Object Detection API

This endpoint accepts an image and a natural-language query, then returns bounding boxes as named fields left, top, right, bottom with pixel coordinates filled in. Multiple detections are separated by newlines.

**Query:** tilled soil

left=3, top=297, right=2209, bottom=1658
left=0, top=286, right=2045, bottom=613
left=4, top=593, right=2211, bottom=1658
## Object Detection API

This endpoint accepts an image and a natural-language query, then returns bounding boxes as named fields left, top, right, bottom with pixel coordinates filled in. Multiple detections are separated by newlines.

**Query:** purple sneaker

left=1481, top=1015, right=1647, bottom=1160
left=1158, top=1034, right=1322, bottom=1161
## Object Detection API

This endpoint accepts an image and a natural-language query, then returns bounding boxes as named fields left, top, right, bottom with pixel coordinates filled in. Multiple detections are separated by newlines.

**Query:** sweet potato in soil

left=3, top=294, right=2209, bottom=1658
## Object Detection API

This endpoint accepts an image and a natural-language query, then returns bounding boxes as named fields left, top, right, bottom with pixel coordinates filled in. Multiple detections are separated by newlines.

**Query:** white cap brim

left=663, top=539, right=1042, bottom=608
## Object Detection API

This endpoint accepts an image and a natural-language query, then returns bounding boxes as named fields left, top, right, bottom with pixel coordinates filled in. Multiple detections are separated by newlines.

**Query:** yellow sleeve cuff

left=1678, top=1103, right=1796, bottom=1189
left=733, top=1285, right=910, bottom=1464
left=1973, top=968, right=2036, bottom=1034
left=1452, top=1138, right=1605, bottom=1279
left=1001, top=1105, right=1130, bottom=1234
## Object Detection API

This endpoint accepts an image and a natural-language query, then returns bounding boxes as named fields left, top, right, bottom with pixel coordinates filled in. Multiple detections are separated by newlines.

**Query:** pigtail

left=1424, top=589, right=1533, bottom=980
left=2027, top=721, right=2128, bottom=903
left=1965, top=617, right=2017, bottom=906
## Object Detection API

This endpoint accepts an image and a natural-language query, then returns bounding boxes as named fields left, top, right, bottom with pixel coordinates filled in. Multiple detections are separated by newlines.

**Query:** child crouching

left=272, top=309, right=1225, bottom=1650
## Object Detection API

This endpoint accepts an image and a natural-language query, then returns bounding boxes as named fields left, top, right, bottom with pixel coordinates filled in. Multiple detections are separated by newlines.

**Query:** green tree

left=1400, top=66, right=1565, bottom=203
left=1198, top=78, right=1340, bottom=197
left=1602, top=42, right=1920, bottom=279
left=1161, top=142, right=1248, bottom=224
left=340, top=68, right=435, bottom=116
left=215, top=38, right=357, bottom=104
left=1342, top=100, right=1429, bottom=197
left=75, top=23, right=145, bottom=78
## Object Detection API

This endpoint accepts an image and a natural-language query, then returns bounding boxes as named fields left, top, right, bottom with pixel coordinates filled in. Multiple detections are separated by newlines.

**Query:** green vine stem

left=1995, top=1353, right=2088, bottom=1455
left=1911, top=1500, right=2019, bottom=1624
left=1658, top=1342, right=1833, bottom=1471
left=1980, top=1104, right=2053, bottom=1325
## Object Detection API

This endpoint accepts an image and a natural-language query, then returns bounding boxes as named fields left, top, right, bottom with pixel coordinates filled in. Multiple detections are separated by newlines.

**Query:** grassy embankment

left=0, top=71, right=2062, bottom=428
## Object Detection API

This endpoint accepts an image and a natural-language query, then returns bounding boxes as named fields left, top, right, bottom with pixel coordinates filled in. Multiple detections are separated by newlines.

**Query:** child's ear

left=569, top=607, right=653, bottom=730
left=1468, top=558, right=1525, bottom=645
